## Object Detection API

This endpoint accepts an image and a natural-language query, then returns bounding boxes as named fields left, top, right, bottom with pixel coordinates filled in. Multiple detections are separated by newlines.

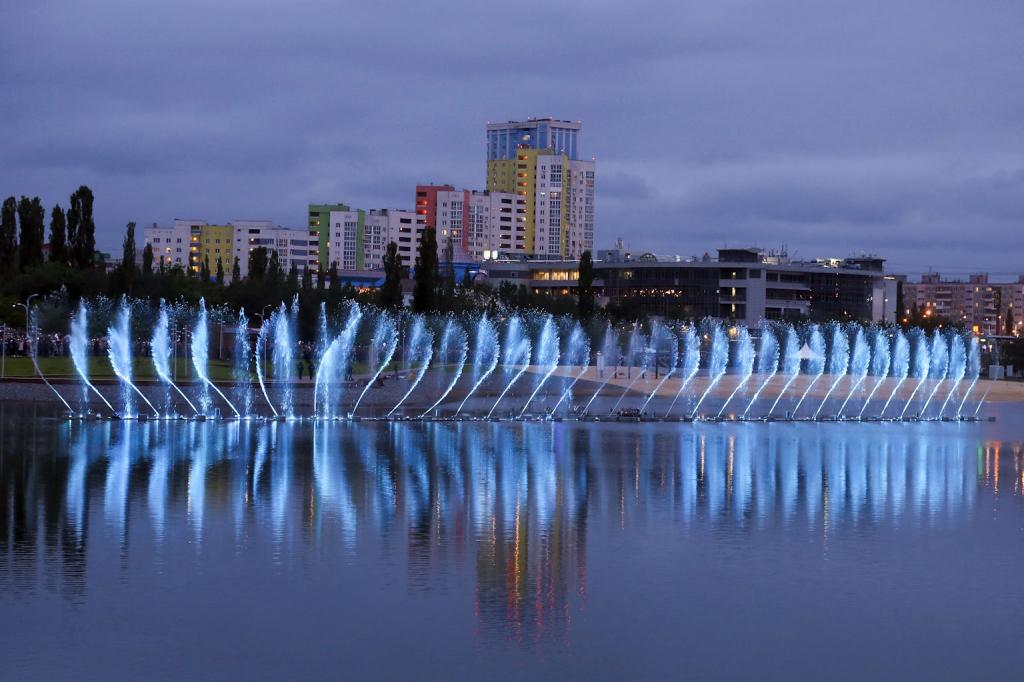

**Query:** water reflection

left=1, top=405, right=1020, bottom=641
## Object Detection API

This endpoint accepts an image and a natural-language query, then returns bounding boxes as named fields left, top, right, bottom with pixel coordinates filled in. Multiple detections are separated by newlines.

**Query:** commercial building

left=903, top=273, right=1024, bottom=336
left=482, top=248, right=897, bottom=325
left=485, top=117, right=595, bottom=259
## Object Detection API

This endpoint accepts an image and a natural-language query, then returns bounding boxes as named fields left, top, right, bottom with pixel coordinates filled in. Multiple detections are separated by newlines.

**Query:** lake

left=1, top=401, right=1022, bottom=680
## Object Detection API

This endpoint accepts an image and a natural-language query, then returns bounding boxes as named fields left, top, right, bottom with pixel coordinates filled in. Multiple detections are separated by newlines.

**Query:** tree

left=232, top=255, right=241, bottom=282
left=412, top=227, right=438, bottom=313
left=142, top=242, right=153, bottom=276
left=378, top=241, right=403, bottom=309
left=200, top=254, right=210, bottom=282
left=316, top=266, right=325, bottom=290
left=248, top=246, right=268, bottom=281
left=895, top=280, right=906, bottom=323
left=441, top=236, right=456, bottom=300
left=301, top=263, right=312, bottom=291
left=69, top=185, right=95, bottom=268
left=120, top=221, right=137, bottom=294
left=287, top=261, right=299, bottom=291
left=0, top=197, right=17, bottom=274
left=577, top=250, right=595, bottom=321
left=216, top=257, right=224, bottom=286
left=1006, top=306, right=1015, bottom=336
left=329, top=261, right=340, bottom=292
left=268, top=250, right=282, bottom=283
left=49, top=204, right=67, bottom=265
left=17, top=196, right=45, bottom=269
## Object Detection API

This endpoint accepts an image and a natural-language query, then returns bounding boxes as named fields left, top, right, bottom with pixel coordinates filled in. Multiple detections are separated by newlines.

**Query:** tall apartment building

left=415, top=185, right=526, bottom=260
left=904, top=273, right=1024, bottom=336
left=485, top=118, right=595, bottom=258
left=324, top=207, right=421, bottom=270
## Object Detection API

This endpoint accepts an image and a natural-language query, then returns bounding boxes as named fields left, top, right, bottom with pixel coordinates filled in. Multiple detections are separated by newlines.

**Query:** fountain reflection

left=1, top=402, right=1018, bottom=642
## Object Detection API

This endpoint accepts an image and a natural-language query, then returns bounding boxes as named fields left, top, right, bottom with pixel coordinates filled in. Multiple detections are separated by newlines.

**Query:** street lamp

left=12, top=293, right=40, bottom=378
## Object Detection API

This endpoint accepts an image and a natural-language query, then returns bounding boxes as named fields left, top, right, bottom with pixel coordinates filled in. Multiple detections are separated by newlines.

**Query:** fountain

left=314, top=302, right=363, bottom=420
left=744, top=326, right=779, bottom=417
left=792, top=324, right=826, bottom=416
left=900, top=329, right=932, bottom=420
left=692, top=322, right=728, bottom=418
left=813, top=323, right=850, bottom=419
left=938, top=334, right=966, bottom=418
left=351, top=310, right=399, bottom=416
left=255, top=318, right=277, bottom=418
left=880, top=330, right=911, bottom=418
left=611, top=323, right=650, bottom=413
left=192, top=299, right=240, bottom=418
left=718, top=326, right=755, bottom=418
left=519, top=314, right=560, bottom=417
left=767, top=325, right=802, bottom=417
left=152, top=301, right=198, bottom=416
left=640, top=321, right=679, bottom=414
left=233, top=309, right=253, bottom=418
left=583, top=323, right=621, bottom=414
left=389, top=315, right=434, bottom=417
left=665, top=326, right=701, bottom=417
left=837, top=326, right=870, bottom=418
left=551, top=321, right=591, bottom=415
left=25, top=305, right=72, bottom=412
left=918, top=330, right=950, bottom=417
left=69, top=302, right=114, bottom=414
left=956, top=337, right=981, bottom=418
left=858, top=328, right=892, bottom=418
left=107, top=299, right=158, bottom=418
left=487, top=315, right=532, bottom=418
left=271, top=302, right=296, bottom=418
left=423, top=317, right=468, bottom=417
left=456, top=314, right=499, bottom=416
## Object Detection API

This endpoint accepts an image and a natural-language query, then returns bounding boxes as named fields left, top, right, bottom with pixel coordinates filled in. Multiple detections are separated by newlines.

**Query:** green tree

left=17, top=196, right=45, bottom=269
left=1006, top=306, right=1015, bottom=336
left=0, top=197, right=18, bottom=274
left=120, top=221, right=137, bottom=294
left=287, top=260, right=299, bottom=290
left=200, top=254, right=210, bottom=282
left=329, top=261, right=340, bottom=292
left=216, top=257, right=224, bottom=286
left=48, top=205, right=67, bottom=265
left=142, top=242, right=153, bottom=276
left=301, top=263, right=312, bottom=291
left=577, top=250, right=595, bottom=321
left=268, top=250, right=282, bottom=283
left=248, top=246, right=268, bottom=281
left=316, top=266, right=325, bottom=291
left=441, top=236, right=455, bottom=301
left=69, top=185, right=95, bottom=268
left=378, top=241, right=403, bottom=309
left=231, top=255, right=241, bottom=282
left=412, top=227, right=438, bottom=313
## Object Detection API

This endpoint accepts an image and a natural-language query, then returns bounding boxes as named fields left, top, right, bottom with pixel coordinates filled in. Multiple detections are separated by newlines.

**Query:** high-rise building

left=308, top=203, right=350, bottom=270
left=485, top=118, right=594, bottom=258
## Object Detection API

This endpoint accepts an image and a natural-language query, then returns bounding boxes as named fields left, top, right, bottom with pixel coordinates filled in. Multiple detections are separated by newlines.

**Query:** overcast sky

left=2, top=0, right=1021, bottom=277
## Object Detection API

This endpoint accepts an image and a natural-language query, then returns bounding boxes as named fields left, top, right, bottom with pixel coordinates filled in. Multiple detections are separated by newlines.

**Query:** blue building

left=486, top=117, right=581, bottom=161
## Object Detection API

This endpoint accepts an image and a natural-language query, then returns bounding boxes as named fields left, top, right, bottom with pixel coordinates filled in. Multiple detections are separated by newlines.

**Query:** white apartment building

left=325, top=208, right=421, bottom=271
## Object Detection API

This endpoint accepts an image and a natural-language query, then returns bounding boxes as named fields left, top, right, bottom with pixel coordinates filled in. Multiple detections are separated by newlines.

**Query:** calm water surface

left=1, top=401, right=1023, bottom=681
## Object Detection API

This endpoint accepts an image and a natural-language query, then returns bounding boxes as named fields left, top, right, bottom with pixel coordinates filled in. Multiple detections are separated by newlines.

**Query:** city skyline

left=1, top=1, right=1021, bottom=276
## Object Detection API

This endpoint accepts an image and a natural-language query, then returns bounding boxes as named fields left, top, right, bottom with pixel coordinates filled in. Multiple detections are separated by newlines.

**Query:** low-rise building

left=482, top=248, right=897, bottom=325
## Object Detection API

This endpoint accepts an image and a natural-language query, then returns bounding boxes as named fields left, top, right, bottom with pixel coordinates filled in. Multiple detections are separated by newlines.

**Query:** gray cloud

left=1, top=0, right=1021, bottom=276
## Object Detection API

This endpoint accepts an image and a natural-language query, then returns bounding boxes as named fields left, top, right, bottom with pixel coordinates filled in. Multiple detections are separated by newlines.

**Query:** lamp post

left=13, top=294, right=40, bottom=377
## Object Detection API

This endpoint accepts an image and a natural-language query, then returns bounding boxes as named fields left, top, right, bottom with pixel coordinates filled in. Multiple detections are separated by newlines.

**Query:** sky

left=1, top=0, right=1022, bottom=277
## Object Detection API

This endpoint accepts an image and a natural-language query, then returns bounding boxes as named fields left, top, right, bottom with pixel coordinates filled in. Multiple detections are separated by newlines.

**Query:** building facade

left=482, top=248, right=896, bottom=325
left=903, top=273, right=1024, bottom=336
left=415, top=185, right=526, bottom=260
left=485, top=118, right=594, bottom=259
